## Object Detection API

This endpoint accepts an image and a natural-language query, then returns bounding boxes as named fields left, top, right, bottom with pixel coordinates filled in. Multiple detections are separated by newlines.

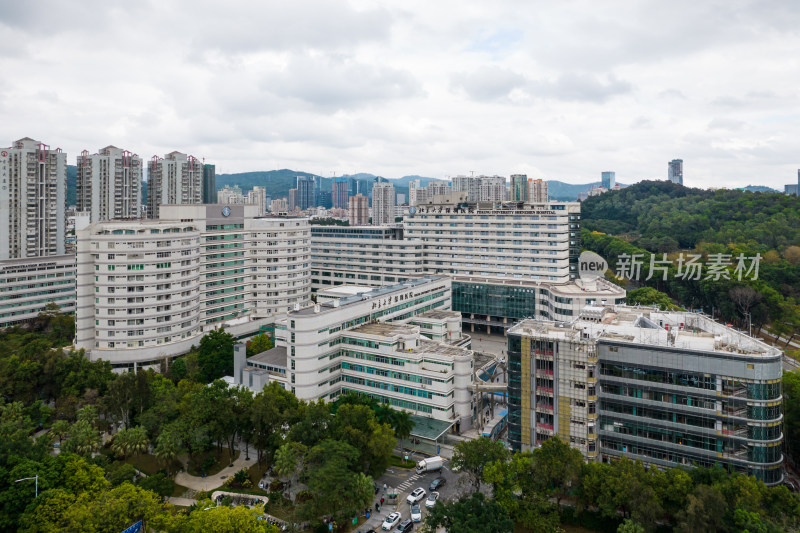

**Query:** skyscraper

left=288, top=189, right=298, bottom=211
left=371, top=181, right=395, bottom=225
left=529, top=179, right=548, bottom=203
left=510, top=174, right=528, bottom=202
left=332, top=177, right=349, bottom=210
left=297, top=176, right=316, bottom=211
left=0, top=138, right=66, bottom=259
left=77, top=146, right=142, bottom=223
left=348, top=194, right=369, bottom=226
left=668, top=159, right=683, bottom=185
left=601, top=171, right=615, bottom=189
left=203, top=164, right=216, bottom=204
left=146, top=151, right=203, bottom=219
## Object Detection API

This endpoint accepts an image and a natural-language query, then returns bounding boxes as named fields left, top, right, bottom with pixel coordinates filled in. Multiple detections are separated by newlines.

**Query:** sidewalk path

left=167, top=496, right=197, bottom=507
left=174, top=452, right=255, bottom=492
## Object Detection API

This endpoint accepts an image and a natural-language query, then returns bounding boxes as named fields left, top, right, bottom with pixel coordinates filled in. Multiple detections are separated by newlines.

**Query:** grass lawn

left=171, top=482, right=190, bottom=498
left=247, top=462, right=269, bottom=486
left=187, top=449, right=240, bottom=476
left=388, top=454, right=415, bottom=469
left=123, top=453, right=163, bottom=476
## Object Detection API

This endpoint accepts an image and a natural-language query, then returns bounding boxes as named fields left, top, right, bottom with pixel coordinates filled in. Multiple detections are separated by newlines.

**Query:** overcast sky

left=1, top=0, right=798, bottom=188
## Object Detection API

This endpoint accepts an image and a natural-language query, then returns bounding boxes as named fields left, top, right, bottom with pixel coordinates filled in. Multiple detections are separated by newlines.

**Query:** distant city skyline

left=1, top=2, right=798, bottom=189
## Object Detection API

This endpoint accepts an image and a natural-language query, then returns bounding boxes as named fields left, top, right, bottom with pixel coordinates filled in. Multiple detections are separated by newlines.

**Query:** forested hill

left=580, top=180, right=800, bottom=252
left=580, top=181, right=800, bottom=337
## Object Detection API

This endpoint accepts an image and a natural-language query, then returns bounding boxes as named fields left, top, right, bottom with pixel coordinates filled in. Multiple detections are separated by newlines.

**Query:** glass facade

left=452, top=282, right=537, bottom=321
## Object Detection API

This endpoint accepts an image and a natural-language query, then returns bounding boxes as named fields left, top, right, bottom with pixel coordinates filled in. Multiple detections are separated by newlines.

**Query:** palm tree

left=391, top=410, right=414, bottom=452
left=155, top=428, right=182, bottom=474
left=127, top=426, right=150, bottom=457
left=274, top=442, right=306, bottom=500
left=112, top=426, right=149, bottom=459
left=50, top=419, right=69, bottom=444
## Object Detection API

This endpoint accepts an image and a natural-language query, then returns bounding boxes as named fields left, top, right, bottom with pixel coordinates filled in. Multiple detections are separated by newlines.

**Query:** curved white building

left=76, top=220, right=202, bottom=365
left=76, top=204, right=312, bottom=368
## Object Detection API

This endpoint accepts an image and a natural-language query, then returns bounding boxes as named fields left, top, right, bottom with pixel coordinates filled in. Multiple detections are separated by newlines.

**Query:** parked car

left=425, top=492, right=439, bottom=508
left=382, top=512, right=401, bottom=530
left=411, top=504, right=422, bottom=522
left=395, top=519, right=414, bottom=533
left=406, top=487, right=426, bottom=505
left=429, top=477, right=446, bottom=492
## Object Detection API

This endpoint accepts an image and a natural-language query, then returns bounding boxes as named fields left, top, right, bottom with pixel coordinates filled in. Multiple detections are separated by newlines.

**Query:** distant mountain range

left=63, top=165, right=786, bottom=207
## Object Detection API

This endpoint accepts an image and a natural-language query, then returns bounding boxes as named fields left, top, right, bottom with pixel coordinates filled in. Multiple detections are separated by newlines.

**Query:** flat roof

left=349, top=322, right=417, bottom=337
left=293, top=276, right=448, bottom=316
left=508, top=305, right=779, bottom=358
left=409, top=414, right=455, bottom=441
left=415, top=310, right=462, bottom=320
left=411, top=338, right=471, bottom=358
left=247, top=346, right=288, bottom=368
left=317, top=286, right=373, bottom=297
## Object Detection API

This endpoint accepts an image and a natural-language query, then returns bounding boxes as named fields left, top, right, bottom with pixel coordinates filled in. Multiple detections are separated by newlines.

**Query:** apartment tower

left=146, top=151, right=203, bottom=219
left=371, top=181, right=396, bottom=225
left=77, top=146, right=142, bottom=223
left=0, top=138, right=66, bottom=259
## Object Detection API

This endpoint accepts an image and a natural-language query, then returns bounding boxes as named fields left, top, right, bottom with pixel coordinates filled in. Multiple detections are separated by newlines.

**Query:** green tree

left=273, top=441, right=306, bottom=497
left=137, top=471, right=175, bottom=498
left=674, top=484, right=728, bottom=533
left=50, top=419, right=70, bottom=444
left=390, top=408, right=414, bottom=450
left=154, top=424, right=183, bottom=473
left=251, top=382, right=300, bottom=463
left=247, top=333, right=274, bottom=357
left=626, top=287, right=680, bottom=310
left=301, top=439, right=373, bottom=523
left=451, top=437, right=510, bottom=492
left=424, top=492, right=514, bottom=533
left=62, top=419, right=102, bottom=457
left=197, top=329, right=236, bottom=382
left=111, top=426, right=150, bottom=459
left=618, top=518, right=645, bottom=533
left=169, top=499, right=277, bottom=532
left=531, top=436, right=584, bottom=505
left=20, top=483, right=168, bottom=532
left=105, top=461, right=137, bottom=486
left=332, top=403, right=396, bottom=476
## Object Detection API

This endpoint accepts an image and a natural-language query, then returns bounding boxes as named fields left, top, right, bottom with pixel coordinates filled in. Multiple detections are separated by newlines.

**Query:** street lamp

left=15, top=475, right=38, bottom=498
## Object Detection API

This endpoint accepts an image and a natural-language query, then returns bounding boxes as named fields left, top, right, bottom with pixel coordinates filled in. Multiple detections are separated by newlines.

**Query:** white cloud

left=0, top=0, right=798, bottom=189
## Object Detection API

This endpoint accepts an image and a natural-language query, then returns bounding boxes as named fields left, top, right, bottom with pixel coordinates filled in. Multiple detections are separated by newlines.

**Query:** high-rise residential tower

left=668, top=159, right=683, bottom=185
left=0, top=137, right=66, bottom=259
left=297, top=176, right=316, bottom=211
left=202, top=164, right=216, bottom=204
left=601, top=171, right=615, bottom=189
left=146, top=151, right=203, bottom=219
left=76, top=146, right=142, bottom=223
left=332, top=177, right=349, bottom=210
left=528, top=179, right=549, bottom=203
left=510, top=174, right=528, bottom=202
left=348, top=194, right=369, bottom=226
left=371, top=181, right=395, bottom=225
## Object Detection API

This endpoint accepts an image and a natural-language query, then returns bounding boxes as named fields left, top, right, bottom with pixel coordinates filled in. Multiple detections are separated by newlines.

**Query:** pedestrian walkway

left=174, top=452, right=254, bottom=492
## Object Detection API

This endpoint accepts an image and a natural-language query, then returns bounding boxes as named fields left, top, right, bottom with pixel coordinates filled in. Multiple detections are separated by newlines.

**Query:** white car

left=411, top=503, right=422, bottom=522
left=425, top=491, right=439, bottom=508
left=382, top=512, right=401, bottom=531
left=406, top=487, right=426, bottom=505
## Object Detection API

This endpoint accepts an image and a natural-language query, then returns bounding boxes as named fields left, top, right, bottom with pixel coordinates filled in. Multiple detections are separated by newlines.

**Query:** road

left=358, top=457, right=469, bottom=531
